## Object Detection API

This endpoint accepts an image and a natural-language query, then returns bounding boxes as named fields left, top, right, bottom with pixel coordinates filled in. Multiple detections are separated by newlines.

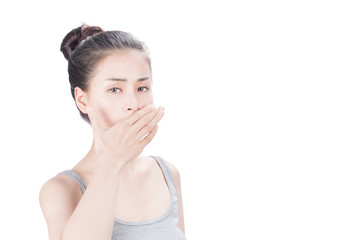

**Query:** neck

left=80, top=139, right=141, bottom=176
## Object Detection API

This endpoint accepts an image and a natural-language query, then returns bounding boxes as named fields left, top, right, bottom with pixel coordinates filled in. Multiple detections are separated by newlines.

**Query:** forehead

left=92, top=49, right=151, bottom=83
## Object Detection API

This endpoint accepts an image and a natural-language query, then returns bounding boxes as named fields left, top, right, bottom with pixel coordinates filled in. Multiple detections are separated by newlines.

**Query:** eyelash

left=109, top=86, right=149, bottom=93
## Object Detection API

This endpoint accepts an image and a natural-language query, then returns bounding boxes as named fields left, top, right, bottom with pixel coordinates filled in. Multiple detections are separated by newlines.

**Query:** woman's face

left=78, top=49, right=153, bottom=129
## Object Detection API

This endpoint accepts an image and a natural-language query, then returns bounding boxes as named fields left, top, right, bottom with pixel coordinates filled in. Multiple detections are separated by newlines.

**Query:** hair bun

left=60, top=24, right=104, bottom=60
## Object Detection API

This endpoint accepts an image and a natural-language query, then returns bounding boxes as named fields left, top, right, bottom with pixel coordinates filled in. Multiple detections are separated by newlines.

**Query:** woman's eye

left=138, top=86, right=149, bottom=92
left=109, top=87, right=121, bottom=93
left=109, top=87, right=149, bottom=93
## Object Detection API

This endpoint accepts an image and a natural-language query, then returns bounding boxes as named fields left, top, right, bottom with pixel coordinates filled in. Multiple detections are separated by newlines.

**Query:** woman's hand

left=86, top=104, right=164, bottom=168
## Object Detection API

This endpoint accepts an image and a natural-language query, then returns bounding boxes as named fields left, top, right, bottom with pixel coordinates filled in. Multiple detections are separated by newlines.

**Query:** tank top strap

left=58, top=170, right=87, bottom=194
left=57, top=156, right=175, bottom=197
left=150, top=156, right=178, bottom=197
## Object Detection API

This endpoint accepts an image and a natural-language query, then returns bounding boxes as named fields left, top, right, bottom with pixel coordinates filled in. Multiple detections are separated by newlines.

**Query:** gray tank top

left=58, top=156, right=187, bottom=240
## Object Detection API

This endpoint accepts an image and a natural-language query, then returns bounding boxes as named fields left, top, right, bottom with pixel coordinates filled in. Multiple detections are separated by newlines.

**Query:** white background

left=0, top=0, right=359, bottom=239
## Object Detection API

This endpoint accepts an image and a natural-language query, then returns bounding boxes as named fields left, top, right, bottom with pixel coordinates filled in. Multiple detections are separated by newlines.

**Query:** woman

left=39, top=24, right=186, bottom=240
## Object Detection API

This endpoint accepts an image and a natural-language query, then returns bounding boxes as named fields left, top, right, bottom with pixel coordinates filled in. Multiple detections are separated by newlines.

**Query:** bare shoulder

left=39, top=174, right=82, bottom=239
left=39, top=174, right=82, bottom=217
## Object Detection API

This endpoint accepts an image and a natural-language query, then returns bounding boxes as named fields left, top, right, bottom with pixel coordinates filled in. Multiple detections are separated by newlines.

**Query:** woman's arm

left=39, top=160, right=123, bottom=240
left=39, top=105, right=163, bottom=240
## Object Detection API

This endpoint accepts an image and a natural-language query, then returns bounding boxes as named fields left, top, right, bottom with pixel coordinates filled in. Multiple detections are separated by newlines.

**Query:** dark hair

left=60, top=24, right=152, bottom=124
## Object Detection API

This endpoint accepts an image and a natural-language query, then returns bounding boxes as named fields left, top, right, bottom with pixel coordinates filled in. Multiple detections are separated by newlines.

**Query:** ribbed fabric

left=58, top=156, right=187, bottom=240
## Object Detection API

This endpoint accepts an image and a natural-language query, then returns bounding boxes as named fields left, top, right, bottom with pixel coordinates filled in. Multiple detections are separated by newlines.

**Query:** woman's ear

left=74, top=87, right=88, bottom=114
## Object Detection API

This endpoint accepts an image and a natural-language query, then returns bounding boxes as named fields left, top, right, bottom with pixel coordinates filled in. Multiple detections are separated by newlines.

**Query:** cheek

left=145, top=92, right=154, bottom=102
left=90, top=92, right=154, bottom=129
left=93, top=97, right=123, bottom=129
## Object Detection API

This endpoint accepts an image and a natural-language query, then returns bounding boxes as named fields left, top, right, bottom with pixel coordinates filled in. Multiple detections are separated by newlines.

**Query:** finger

left=111, top=104, right=155, bottom=130
left=136, top=107, right=164, bottom=139
left=140, top=124, right=159, bottom=146
left=127, top=104, right=156, bottom=126
left=132, top=107, right=161, bottom=133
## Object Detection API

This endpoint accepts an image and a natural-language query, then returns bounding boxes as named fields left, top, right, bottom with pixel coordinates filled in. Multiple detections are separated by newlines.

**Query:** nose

left=125, top=106, right=141, bottom=112
left=123, top=93, right=141, bottom=113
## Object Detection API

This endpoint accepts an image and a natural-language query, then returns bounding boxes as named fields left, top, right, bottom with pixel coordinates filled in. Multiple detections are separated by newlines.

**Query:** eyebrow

left=105, top=77, right=150, bottom=82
